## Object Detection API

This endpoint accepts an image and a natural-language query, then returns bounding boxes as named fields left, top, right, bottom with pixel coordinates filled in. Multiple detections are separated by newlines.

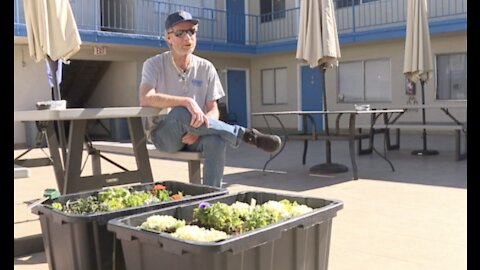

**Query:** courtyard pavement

left=14, top=133, right=467, bottom=270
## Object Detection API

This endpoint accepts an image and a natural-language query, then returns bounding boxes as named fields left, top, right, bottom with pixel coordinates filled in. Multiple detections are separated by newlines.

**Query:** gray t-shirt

left=141, top=51, right=225, bottom=139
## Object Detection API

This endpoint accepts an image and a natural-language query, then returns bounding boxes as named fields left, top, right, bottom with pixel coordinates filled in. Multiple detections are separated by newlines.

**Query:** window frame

left=261, top=67, right=288, bottom=105
left=260, top=0, right=286, bottom=23
left=336, top=58, right=392, bottom=103
left=335, top=0, right=379, bottom=9
left=435, top=52, right=467, bottom=101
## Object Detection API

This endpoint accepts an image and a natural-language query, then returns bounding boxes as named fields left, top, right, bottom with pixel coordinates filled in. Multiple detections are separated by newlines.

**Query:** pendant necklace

left=171, top=56, right=188, bottom=84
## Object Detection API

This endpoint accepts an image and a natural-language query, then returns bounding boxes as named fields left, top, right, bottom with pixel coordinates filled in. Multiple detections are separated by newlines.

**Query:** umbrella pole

left=322, top=66, right=332, bottom=164
left=309, top=65, right=348, bottom=175
left=47, top=57, right=69, bottom=165
left=411, top=79, right=438, bottom=156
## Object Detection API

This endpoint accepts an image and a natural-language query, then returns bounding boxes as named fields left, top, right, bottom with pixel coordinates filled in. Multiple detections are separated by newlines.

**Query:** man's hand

left=182, top=133, right=199, bottom=145
left=185, top=98, right=209, bottom=128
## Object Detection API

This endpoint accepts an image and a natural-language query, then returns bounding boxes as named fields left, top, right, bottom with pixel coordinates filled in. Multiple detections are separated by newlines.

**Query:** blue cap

left=165, top=11, right=199, bottom=30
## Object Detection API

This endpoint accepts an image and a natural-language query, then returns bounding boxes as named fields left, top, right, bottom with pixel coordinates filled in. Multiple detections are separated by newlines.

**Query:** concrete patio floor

left=14, top=133, right=467, bottom=270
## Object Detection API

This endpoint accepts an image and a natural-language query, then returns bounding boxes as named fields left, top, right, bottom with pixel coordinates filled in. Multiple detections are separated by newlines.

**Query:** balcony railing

left=14, top=0, right=466, bottom=46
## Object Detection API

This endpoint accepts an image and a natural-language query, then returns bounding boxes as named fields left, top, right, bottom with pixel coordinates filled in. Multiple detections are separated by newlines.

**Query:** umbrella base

left=309, top=163, right=349, bottom=174
left=411, top=149, right=439, bottom=156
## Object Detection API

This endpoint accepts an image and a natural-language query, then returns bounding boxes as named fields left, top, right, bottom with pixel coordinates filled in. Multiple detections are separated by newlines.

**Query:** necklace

left=171, top=56, right=188, bottom=83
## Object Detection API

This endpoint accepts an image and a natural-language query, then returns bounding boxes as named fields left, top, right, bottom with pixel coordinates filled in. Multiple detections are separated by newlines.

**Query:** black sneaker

left=242, top=128, right=281, bottom=153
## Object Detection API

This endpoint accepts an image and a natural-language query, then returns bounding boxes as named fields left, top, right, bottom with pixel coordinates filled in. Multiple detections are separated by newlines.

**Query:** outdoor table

left=14, top=107, right=166, bottom=194
left=253, top=109, right=404, bottom=180
left=374, top=103, right=466, bottom=125
left=371, top=102, right=467, bottom=156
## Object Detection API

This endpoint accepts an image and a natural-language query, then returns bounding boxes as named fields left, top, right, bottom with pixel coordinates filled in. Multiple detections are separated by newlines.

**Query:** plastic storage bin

left=31, top=181, right=227, bottom=270
left=107, top=191, right=343, bottom=270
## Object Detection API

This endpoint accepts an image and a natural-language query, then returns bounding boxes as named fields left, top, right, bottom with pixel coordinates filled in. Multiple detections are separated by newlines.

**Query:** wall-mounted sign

left=94, top=46, right=107, bottom=56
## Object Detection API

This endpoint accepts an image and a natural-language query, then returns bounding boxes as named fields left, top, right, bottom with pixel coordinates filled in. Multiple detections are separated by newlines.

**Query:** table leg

left=309, top=113, right=348, bottom=175
left=45, top=122, right=65, bottom=192
left=348, top=114, right=358, bottom=180
left=63, top=118, right=154, bottom=194
left=258, top=115, right=287, bottom=171
left=63, top=120, right=87, bottom=194
left=127, top=118, right=153, bottom=183
left=91, top=153, right=101, bottom=175
left=412, top=80, right=438, bottom=156
left=371, top=112, right=396, bottom=172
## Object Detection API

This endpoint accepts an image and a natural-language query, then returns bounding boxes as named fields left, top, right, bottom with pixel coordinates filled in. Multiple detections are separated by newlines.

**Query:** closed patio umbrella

left=403, top=0, right=437, bottom=156
left=23, top=0, right=82, bottom=164
left=296, top=0, right=346, bottom=174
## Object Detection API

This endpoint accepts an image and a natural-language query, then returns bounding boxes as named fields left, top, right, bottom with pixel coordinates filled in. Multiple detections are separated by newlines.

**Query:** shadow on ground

left=224, top=135, right=467, bottom=190
left=14, top=252, right=47, bottom=265
left=222, top=169, right=352, bottom=191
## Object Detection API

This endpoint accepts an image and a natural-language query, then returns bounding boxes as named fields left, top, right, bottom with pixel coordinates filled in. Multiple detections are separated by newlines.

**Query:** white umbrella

left=23, top=0, right=82, bottom=163
left=296, top=0, right=346, bottom=174
left=403, top=0, right=437, bottom=156
left=296, top=0, right=340, bottom=69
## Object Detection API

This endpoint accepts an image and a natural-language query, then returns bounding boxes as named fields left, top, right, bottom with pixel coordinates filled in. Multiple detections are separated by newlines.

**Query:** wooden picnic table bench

left=360, top=121, right=466, bottom=161
left=91, top=141, right=203, bottom=184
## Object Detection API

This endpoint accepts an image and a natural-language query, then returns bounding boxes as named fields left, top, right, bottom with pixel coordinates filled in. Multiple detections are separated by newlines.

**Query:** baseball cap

left=165, top=11, right=199, bottom=30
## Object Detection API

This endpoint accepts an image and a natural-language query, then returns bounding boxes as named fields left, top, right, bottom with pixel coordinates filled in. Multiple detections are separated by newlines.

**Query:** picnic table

left=369, top=102, right=467, bottom=160
left=253, top=109, right=404, bottom=180
left=14, top=107, right=167, bottom=194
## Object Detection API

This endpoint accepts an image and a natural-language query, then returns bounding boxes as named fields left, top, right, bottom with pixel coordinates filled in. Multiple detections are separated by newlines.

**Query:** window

left=436, top=53, right=467, bottom=100
left=260, top=0, right=286, bottom=23
left=335, top=0, right=379, bottom=9
left=337, top=59, right=391, bottom=103
left=262, top=68, right=287, bottom=104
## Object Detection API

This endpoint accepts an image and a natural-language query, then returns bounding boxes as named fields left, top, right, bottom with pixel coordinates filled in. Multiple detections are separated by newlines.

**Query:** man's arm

left=139, top=83, right=207, bottom=128
left=205, top=100, right=220, bottom=120
left=139, top=83, right=187, bottom=108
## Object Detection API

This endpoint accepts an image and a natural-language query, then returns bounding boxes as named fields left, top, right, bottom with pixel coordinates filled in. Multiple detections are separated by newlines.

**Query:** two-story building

left=14, top=0, right=467, bottom=146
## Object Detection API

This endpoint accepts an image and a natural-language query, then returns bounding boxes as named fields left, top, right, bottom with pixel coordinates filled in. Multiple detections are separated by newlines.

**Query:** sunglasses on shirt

left=168, top=28, right=197, bottom=38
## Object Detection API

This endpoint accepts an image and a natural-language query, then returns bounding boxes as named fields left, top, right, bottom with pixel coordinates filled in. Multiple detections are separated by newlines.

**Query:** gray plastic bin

left=31, top=181, right=227, bottom=270
left=107, top=191, right=343, bottom=270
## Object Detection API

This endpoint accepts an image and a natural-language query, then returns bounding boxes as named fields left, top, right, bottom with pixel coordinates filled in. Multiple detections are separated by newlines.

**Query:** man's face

left=166, top=22, right=197, bottom=56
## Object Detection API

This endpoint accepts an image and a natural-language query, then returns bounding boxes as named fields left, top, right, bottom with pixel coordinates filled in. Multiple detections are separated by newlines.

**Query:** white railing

left=14, top=0, right=467, bottom=46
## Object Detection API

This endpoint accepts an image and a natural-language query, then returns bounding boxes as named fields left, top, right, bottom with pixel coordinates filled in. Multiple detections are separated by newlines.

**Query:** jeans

left=150, top=107, right=245, bottom=187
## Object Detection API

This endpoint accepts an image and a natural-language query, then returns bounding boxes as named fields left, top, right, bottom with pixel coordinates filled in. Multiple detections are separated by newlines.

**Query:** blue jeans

left=150, top=107, right=245, bottom=187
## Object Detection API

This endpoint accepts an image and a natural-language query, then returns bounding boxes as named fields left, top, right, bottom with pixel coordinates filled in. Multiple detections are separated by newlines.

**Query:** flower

left=139, top=215, right=185, bottom=232
left=171, top=193, right=183, bottom=200
left=171, top=225, right=230, bottom=242
left=198, top=202, right=211, bottom=209
left=151, top=184, right=166, bottom=191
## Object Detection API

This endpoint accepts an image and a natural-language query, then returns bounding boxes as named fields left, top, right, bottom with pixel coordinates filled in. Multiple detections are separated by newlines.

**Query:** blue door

left=301, top=66, right=324, bottom=133
left=226, top=0, right=245, bottom=44
left=227, top=70, right=247, bottom=127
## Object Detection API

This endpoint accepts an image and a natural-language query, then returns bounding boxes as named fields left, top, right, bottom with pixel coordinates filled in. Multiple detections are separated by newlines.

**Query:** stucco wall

left=14, top=45, right=54, bottom=144
left=248, top=32, right=467, bottom=131
left=331, top=33, right=467, bottom=128
left=13, top=42, right=253, bottom=145
left=249, top=52, right=300, bottom=129
left=14, top=31, right=466, bottom=145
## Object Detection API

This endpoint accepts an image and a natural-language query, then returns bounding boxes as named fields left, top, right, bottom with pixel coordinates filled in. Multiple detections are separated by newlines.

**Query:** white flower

left=290, top=204, right=313, bottom=216
left=263, top=200, right=292, bottom=220
left=230, top=201, right=251, bottom=217
left=139, top=215, right=185, bottom=232
left=143, top=197, right=161, bottom=205
left=171, top=225, right=230, bottom=242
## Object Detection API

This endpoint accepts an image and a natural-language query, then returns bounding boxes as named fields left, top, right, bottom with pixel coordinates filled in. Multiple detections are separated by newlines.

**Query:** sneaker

left=242, top=128, right=281, bottom=153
